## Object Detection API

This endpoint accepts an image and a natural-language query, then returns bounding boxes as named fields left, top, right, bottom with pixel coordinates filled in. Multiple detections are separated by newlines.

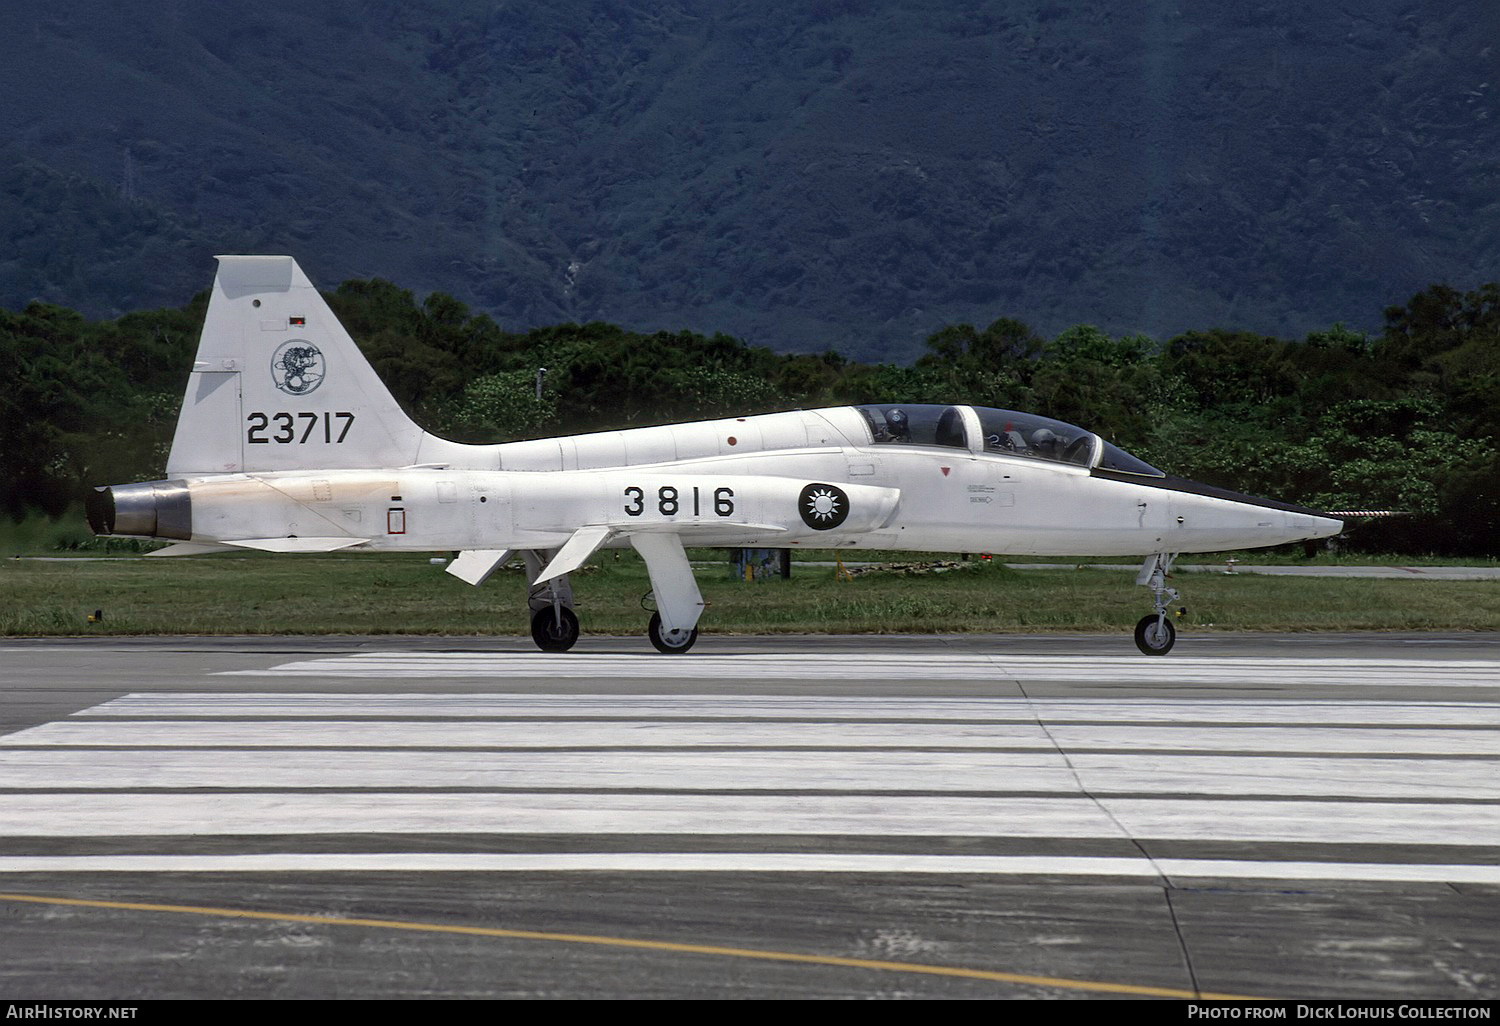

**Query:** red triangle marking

left=940, top=467, right=951, bottom=476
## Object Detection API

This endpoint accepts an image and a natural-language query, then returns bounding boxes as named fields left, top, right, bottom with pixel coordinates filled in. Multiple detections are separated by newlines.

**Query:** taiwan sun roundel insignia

left=798, top=482, right=850, bottom=530
left=271, top=340, right=326, bottom=396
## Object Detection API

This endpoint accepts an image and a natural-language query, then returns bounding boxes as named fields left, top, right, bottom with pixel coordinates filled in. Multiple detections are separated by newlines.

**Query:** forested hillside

left=1, top=2, right=1497, bottom=360
left=5, top=278, right=1496, bottom=555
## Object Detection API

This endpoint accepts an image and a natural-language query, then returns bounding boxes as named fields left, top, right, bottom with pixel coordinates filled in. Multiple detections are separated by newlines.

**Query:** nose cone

left=1162, top=475, right=1345, bottom=550
left=1091, top=465, right=1346, bottom=552
left=1275, top=508, right=1345, bottom=546
left=1298, top=510, right=1346, bottom=541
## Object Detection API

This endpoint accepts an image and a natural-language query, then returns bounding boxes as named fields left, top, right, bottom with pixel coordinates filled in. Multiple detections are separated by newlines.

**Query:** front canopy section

left=1094, top=438, right=1164, bottom=477
left=971, top=408, right=1097, bottom=467
left=854, top=403, right=1164, bottom=476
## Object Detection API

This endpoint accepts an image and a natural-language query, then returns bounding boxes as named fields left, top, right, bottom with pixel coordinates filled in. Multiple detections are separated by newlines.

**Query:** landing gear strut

left=1134, top=552, right=1182, bottom=656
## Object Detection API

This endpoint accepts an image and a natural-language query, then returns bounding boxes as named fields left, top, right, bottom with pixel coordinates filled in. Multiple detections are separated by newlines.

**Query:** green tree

left=453, top=370, right=558, bottom=440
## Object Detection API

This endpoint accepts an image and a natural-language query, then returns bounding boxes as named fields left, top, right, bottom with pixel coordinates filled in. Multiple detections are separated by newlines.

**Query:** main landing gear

left=632, top=533, right=705, bottom=655
left=518, top=536, right=705, bottom=654
left=523, top=549, right=579, bottom=653
left=531, top=606, right=579, bottom=653
left=1134, top=552, right=1184, bottom=656
left=647, top=611, right=698, bottom=654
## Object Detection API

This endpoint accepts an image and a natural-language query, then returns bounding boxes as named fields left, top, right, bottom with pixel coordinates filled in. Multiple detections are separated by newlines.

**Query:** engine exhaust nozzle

left=85, top=481, right=192, bottom=540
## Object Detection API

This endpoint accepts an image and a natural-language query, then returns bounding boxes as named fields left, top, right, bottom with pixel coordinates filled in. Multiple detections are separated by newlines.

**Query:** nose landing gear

left=1135, top=552, right=1183, bottom=655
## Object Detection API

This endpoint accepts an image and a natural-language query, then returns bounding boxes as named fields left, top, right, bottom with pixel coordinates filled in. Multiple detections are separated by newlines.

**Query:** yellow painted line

left=0, top=891, right=1258, bottom=999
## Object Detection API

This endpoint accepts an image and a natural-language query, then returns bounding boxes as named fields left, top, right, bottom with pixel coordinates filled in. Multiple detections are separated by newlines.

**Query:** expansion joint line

left=1001, top=659, right=1202, bottom=998
left=1162, top=886, right=1203, bottom=997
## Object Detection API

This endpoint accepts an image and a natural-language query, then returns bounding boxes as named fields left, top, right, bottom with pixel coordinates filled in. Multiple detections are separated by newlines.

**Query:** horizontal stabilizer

left=533, top=525, right=614, bottom=586
left=221, top=537, right=370, bottom=553
left=446, top=549, right=512, bottom=586
left=146, top=542, right=237, bottom=557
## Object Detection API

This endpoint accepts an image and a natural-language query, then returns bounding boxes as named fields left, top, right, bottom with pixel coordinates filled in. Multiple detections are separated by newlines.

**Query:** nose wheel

left=647, top=612, right=698, bottom=654
left=531, top=606, right=579, bottom=652
left=1134, top=614, right=1176, bottom=655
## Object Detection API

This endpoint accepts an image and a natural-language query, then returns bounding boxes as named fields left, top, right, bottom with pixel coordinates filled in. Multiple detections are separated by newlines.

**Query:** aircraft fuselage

left=86, top=256, right=1345, bottom=655
left=96, top=405, right=1338, bottom=558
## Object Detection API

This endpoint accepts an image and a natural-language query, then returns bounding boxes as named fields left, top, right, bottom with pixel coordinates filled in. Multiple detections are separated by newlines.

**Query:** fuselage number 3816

left=623, top=485, right=734, bottom=518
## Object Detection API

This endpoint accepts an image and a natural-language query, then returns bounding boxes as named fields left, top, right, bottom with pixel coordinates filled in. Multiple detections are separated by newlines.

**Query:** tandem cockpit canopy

left=854, top=404, right=1164, bottom=477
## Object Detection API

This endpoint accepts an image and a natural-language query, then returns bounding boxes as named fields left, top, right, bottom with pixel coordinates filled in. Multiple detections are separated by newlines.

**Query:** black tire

left=648, top=612, right=698, bottom=654
left=531, top=606, right=580, bottom=653
left=1134, top=614, right=1176, bottom=656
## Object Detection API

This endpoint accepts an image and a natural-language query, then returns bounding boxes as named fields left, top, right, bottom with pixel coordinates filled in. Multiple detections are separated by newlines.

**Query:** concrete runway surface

left=0, top=631, right=1495, bottom=999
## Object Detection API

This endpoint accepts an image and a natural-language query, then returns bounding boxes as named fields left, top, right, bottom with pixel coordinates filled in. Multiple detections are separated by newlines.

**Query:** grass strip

left=4, top=552, right=1498, bottom=636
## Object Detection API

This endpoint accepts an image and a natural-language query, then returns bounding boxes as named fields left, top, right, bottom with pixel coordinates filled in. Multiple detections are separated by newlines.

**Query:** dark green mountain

left=2, top=1, right=1497, bottom=360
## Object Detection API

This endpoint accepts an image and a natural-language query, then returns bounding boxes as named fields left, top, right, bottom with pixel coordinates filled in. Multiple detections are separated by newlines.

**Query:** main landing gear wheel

left=1134, top=614, right=1176, bottom=656
left=647, top=612, right=698, bottom=654
left=531, top=606, right=579, bottom=653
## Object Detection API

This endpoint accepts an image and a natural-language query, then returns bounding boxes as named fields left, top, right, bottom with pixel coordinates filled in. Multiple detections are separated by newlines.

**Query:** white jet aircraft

left=87, top=256, right=1343, bottom=655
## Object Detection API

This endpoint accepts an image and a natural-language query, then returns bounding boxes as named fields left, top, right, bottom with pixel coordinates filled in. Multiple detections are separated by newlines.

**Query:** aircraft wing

left=529, top=522, right=791, bottom=587
left=532, top=526, right=614, bottom=585
left=446, top=549, right=512, bottom=586
left=619, top=522, right=789, bottom=535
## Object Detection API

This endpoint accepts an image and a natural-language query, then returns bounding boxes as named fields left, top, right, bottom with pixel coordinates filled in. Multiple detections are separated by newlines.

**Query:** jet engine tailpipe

left=86, top=481, right=193, bottom=540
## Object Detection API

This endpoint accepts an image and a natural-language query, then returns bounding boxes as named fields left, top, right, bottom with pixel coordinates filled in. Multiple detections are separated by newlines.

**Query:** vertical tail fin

left=167, top=256, right=428, bottom=476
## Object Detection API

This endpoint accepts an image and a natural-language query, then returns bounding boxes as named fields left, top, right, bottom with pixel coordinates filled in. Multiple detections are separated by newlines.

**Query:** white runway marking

left=1, top=749, right=1495, bottom=799
left=12, top=718, right=1499, bottom=755
left=2, top=793, right=1496, bottom=845
left=0, top=853, right=1495, bottom=884
left=74, top=693, right=1500, bottom=725
left=5, top=687, right=1497, bottom=881
left=219, top=652, right=1500, bottom=687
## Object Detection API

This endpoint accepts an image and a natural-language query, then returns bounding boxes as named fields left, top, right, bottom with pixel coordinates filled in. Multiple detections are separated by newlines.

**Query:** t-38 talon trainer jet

left=86, top=256, right=1343, bottom=655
